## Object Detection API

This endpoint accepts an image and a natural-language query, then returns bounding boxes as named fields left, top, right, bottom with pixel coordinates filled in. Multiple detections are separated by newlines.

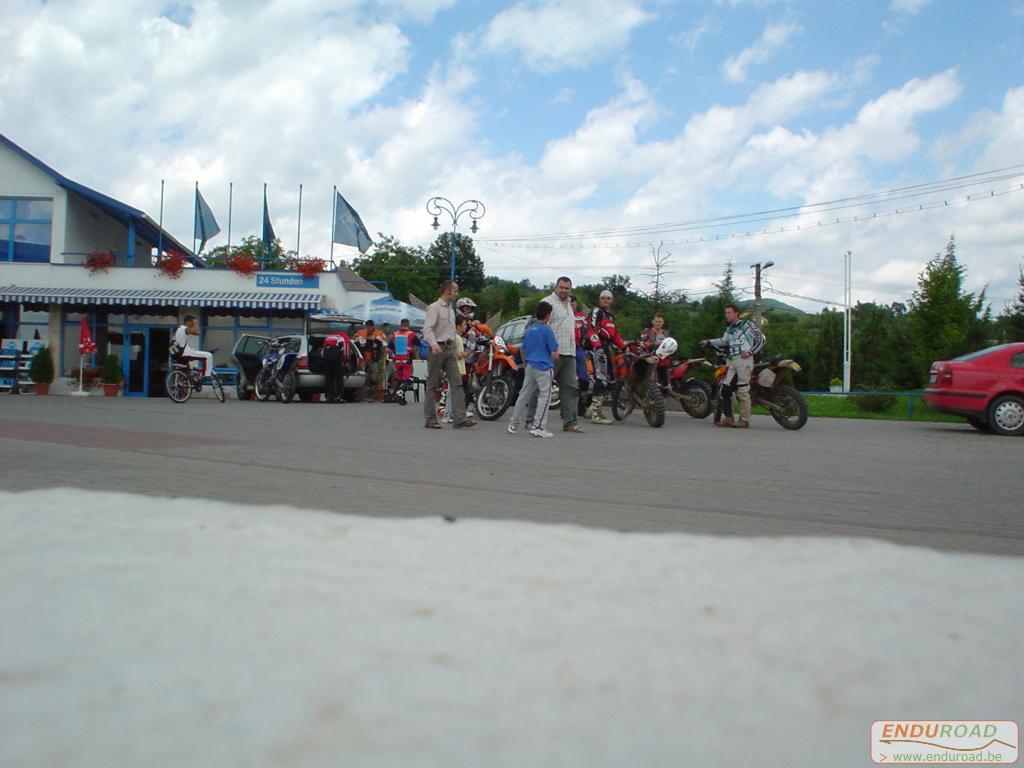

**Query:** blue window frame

left=0, top=197, right=53, bottom=262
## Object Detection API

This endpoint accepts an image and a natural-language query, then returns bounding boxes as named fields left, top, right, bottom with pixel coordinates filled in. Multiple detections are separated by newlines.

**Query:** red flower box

left=293, top=258, right=325, bottom=280
left=84, top=251, right=115, bottom=274
left=227, top=253, right=259, bottom=277
left=158, top=252, right=187, bottom=279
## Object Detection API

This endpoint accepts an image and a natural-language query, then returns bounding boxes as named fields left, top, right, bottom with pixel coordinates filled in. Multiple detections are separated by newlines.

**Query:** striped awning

left=0, top=285, right=322, bottom=310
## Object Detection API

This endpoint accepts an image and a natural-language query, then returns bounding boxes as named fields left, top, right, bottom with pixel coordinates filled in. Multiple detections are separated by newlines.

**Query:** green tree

left=205, top=235, right=292, bottom=270
left=716, top=261, right=737, bottom=303
left=351, top=235, right=436, bottom=302
left=996, top=263, right=1024, bottom=342
left=427, top=233, right=485, bottom=292
left=502, top=282, right=522, bottom=316
left=810, top=309, right=844, bottom=390
left=907, top=236, right=991, bottom=384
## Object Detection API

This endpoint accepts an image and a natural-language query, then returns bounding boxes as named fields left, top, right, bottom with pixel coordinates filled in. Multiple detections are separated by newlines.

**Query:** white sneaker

left=507, top=423, right=518, bottom=435
left=442, top=415, right=454, bottom=424
left=529, top=427, right=554, bottom=438
left=590, top=411, right=612, bottom=425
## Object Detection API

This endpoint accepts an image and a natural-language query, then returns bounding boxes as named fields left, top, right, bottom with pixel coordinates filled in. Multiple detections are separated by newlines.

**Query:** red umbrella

left=78, top=316, right=96, bottom=356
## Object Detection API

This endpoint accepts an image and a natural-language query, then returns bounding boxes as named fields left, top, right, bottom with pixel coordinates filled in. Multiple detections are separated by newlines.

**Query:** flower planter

left=102, top=383, right=121, bottom=397
left=35, top=383, right=50, bottom=395
left=829, top=384, right=843, bottom=393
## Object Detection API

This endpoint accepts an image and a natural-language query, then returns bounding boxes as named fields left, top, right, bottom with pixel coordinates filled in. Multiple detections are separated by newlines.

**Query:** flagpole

left=296, top=184, right=303, bottom=256
left=193, top=181, right=199, bottom=257
left=330, top=185, right=337, bottom=269
left=227, top=182, right=233, bottom=249
left=262, top=182, right=268, bottom=269
left=157, top=179, right=165, bottom=261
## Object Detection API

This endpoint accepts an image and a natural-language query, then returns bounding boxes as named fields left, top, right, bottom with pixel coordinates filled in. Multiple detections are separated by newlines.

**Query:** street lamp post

left=751, top=260, right=775, bottom=328
left=426, top=197, right=486, bottom=284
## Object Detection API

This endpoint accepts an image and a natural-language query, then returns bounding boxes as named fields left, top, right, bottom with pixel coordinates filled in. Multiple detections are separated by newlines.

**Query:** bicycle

left=166, top=351, right=225, bottom=404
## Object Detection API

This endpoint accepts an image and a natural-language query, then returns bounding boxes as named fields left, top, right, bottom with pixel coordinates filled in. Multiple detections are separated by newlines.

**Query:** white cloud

left=721, top=20, right=802, bottom=83
left=482, top=0, right=652, bottom=72
left=672, top=14, right=721, bottom=58
left=890, top=0, right=931, bottom=15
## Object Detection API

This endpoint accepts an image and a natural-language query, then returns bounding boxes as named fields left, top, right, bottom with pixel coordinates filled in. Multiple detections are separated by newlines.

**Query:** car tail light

left=298, top=355, right=309, bottom=371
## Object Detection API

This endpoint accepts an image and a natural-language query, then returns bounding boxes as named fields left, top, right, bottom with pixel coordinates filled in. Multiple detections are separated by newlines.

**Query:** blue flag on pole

left=194, top=187, right=221, bottom=253
left=262, top=190, right=276, bottom=256
left=333, top=191, right=373, bottom=253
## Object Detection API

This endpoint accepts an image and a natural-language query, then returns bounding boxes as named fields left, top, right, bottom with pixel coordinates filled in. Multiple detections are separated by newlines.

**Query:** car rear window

left=1012, top=352, right=1024, bottom=369
left=953, top=344, right=1013, bottom=362
left=308, top=319, right=362, bottom=336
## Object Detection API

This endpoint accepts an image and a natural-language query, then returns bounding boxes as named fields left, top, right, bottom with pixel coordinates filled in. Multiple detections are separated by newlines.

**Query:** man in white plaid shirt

left=534, top=276, right=585, bottom=433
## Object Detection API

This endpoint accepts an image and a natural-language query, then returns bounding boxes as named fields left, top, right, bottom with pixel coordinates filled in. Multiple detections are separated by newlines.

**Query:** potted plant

left=829, top=377, right=843, bottom=393
left=29, top=346, right=55, bottom=395
left=292, top=257, right=325, bottom=280
left=100, top=354, right=122, bottom=396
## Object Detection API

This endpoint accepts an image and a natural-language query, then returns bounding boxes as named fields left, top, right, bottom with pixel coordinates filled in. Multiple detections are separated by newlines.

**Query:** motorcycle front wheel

left=643, top=380, right=666, bottom=428
left=611, top=382, right=632, bottom=421
left=277, top=370, right=297, bottom=403
left=254, top=368, right=274, bottom=401
left=769, top=384, right=808, bottom=430
left=678, top=379, right=712, bottom=419
left=477, top=374, right=514, bottom=421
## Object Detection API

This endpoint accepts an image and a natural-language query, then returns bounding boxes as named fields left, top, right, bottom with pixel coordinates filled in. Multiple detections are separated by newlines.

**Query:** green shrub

left=100, top=354, right=122, bottom=384
left=28, top=346, right=55, bottom=384
left=851, top=378, right=898, bottom=413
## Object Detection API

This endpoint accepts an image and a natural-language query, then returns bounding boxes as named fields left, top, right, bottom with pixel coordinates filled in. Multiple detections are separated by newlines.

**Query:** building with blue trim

left=0, top=133, right=383, bottom=396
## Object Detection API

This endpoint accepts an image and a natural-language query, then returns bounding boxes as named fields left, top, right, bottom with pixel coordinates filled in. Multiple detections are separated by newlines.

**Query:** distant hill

left=738, top=298, right=806, bottom=315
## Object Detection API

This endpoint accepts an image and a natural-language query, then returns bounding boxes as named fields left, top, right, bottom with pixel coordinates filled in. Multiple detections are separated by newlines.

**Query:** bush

left=28, top=346, right=55, bottom=384
left=100, top=354, right=122, bottom=384
left=851, top=378, right=898, bottom=413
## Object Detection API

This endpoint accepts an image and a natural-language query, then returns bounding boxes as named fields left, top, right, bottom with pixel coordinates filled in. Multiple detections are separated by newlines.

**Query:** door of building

left=124, top=327, right=149, bottom=396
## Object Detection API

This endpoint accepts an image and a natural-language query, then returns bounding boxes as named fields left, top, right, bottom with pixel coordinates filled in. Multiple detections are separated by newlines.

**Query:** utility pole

left=843, top=251, right=852, bottom=392
left=751, top=261, right=774, bottom=328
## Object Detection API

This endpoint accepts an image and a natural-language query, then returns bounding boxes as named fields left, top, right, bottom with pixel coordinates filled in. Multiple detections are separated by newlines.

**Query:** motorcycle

left=609, top=340, right=667, bottom=427
left=254, top=338, right=300, bottom=403
left=709, top=350, right=808, bottom=430
left=471, top=334, right=520, bottom=420
left=649, top=338, right=714, bottom=419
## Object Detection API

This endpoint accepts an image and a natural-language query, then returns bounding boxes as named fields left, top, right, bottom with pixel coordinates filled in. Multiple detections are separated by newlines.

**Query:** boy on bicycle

left=171, top=315, right=215, bottom=386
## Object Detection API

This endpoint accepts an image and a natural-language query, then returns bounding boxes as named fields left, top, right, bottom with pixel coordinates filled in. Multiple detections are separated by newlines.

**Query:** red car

left=924, top=343, right=1024, bottom=436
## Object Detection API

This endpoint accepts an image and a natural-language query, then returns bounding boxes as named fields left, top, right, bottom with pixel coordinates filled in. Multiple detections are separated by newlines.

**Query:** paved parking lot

left=1, top=394, right=1021, bottom=556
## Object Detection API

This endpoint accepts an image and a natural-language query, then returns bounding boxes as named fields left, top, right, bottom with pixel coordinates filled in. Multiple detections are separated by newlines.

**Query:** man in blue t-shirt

left=507, top=301, right=559, bottom=438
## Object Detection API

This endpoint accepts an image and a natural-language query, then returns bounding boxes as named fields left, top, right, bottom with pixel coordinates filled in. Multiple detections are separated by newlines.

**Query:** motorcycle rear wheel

left=678, top=379, right=712, bottom=419
left=611, top=382, right=632, bottom=421
left=477, top=374, right=514, bottom=421
left=254, top=368, right=274, bottom=401
left=643, top=380, right=666, bottom=427
left=769, top=384, right=808, bottom=430
left=277, top=370, right=297, bottom=403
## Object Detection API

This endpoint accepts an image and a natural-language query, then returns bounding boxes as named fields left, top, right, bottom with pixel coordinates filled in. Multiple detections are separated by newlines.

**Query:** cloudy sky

left=2, top=0, right=1023, bottom=310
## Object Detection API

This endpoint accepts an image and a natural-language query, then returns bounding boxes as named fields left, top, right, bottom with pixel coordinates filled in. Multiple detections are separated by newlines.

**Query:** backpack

left=747, top=323, right=766, bottom=357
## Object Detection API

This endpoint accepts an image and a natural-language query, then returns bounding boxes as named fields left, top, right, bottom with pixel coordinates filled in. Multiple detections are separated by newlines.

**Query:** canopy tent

left=344, top=296, right=426, bottom=329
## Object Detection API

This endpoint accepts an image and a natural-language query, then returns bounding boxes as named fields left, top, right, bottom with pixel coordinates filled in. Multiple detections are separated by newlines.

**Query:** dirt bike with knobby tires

left=608, top=341, right=667, bottom=428
left=471, top=334, right=520, bottom=421
left=708, top=350, right=808, bottom=430
left=254, top=338, right=300, bottom=404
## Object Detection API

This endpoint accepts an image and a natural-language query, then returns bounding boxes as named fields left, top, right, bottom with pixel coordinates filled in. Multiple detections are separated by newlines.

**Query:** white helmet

left=655, top=337, right=678, bottom=359
left=456, top=298, right=477, bottom=309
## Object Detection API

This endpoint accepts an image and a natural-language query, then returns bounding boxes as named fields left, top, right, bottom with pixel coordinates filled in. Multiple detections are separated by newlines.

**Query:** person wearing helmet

left=456, top=297, right=494, bottom=343
left=642, top=314, right=674, bottom=390
left=586, top=289, right=626, bottom=425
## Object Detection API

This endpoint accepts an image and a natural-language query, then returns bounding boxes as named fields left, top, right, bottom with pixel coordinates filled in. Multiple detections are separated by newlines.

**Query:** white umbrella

left=344, top=296, right=426, bottom=329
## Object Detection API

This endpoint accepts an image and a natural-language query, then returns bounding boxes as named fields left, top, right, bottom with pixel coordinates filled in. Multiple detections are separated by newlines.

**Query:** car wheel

left=987, top=394, right=1024, bottom=436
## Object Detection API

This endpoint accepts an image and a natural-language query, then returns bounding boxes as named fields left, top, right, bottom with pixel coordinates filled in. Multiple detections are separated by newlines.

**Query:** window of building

left=1, top=303, right=49, bottom=350
left=1, top=197, right=53, bottom=262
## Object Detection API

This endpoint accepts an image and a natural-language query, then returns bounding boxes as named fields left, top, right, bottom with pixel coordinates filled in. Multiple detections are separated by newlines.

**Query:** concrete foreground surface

left=2, top=490, right=1022, bottom=768
left=1, top=395, right=1022, bottom=555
